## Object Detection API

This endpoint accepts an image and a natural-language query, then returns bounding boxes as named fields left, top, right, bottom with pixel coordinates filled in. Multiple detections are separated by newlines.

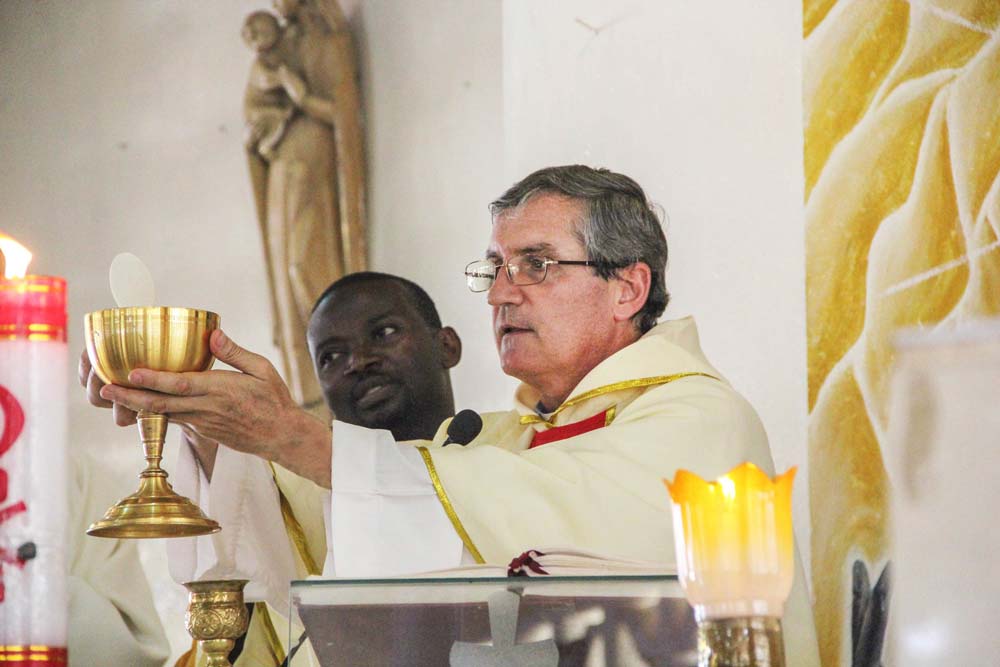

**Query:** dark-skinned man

left=308, top=272, right=461, bottom=442
left=90, top=166, right=820, bottom=664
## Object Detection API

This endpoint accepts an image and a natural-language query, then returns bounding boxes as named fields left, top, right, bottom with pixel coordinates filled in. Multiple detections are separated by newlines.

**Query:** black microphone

left=442, top=409, right=482, bottom=447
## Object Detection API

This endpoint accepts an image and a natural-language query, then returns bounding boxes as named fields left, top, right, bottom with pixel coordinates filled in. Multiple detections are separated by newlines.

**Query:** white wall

left=0, top=1, right=280, bottom=436
left=1, top=0, right=807, bottom=661
left=503, top=0, right=810, bottom=563
left=357, top=0, right=514, bottom=414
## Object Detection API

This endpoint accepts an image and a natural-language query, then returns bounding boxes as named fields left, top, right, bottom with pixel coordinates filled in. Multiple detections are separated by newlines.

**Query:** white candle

left=0, top=235, right=68, bottom=663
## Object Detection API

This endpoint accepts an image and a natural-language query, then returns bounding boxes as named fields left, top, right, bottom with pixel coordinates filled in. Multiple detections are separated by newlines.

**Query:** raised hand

left=98, top=330, right=332, bottom=487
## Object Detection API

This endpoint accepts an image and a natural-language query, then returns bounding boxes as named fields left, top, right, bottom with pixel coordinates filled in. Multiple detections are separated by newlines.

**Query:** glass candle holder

left=666, top=463, right=797, bottom=667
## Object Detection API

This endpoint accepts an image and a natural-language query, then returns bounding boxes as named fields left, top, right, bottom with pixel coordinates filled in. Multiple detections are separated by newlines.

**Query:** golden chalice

left=85, top=306, right=221, bottom=538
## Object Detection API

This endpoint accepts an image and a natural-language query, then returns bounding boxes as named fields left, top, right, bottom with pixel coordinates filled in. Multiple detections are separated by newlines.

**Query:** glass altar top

left=292, top=574, right=683, bottom=602
left=290, top=575, right=696, bottom=667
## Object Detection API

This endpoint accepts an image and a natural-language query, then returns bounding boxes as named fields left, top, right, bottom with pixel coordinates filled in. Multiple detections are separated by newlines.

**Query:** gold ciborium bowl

left=85, top=306, right=221, bottom=538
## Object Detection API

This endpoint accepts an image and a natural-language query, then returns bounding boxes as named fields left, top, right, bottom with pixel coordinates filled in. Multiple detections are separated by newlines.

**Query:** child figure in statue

left=241, top=11, right=294, bottom=161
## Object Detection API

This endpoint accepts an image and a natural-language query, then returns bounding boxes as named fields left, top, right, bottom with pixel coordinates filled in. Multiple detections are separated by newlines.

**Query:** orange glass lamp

left=665, top=463, right=796, bottom=667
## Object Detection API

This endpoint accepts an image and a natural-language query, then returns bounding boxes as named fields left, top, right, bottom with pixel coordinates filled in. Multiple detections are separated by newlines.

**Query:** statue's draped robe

left=247, top=1, right=366, bottom=415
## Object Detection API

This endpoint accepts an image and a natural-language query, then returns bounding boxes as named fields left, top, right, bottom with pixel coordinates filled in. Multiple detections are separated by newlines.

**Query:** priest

left=93, top=165, right=821, bottom=664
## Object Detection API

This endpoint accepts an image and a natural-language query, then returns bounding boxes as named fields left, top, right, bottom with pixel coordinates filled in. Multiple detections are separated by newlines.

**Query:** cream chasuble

left=424, top=316, right=753, bottom=563
left=169, top=317, right=819, bottom=665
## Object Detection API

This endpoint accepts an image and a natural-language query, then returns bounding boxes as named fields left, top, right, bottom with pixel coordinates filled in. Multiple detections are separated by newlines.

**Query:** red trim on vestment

left=529, top=409, right=612, bottom=448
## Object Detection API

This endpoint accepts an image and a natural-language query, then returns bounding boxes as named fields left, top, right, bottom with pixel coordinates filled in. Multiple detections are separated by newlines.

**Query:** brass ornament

left=697, top=617, right=785, bottom=667
left=184, top=579, right=250, bottom=667
left=85, top=307, right=221, bottom=538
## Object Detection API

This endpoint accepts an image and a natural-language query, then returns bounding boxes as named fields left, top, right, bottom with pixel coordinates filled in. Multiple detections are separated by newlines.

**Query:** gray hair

left=490, top=165, right=669, bottom=333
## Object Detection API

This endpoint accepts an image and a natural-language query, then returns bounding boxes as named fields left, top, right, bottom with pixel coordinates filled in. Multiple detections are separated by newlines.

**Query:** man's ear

left=612, top=262, right=652, bottom=323
left=437, top=326, right=462, bottom=369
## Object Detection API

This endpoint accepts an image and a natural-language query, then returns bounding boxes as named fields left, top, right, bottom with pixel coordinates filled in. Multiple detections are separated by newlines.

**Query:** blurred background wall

left=0, top=1, right=807, bottom=662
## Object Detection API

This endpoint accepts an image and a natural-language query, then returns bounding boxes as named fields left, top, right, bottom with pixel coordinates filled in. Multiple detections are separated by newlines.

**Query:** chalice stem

left=137, top=409, right=168, bottom=476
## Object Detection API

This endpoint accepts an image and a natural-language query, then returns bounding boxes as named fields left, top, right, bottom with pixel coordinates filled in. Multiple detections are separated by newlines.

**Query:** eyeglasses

left=464, top=255, right=599, bottom=292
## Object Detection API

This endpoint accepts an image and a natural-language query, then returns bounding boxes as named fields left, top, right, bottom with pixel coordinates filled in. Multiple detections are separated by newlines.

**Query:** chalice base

left=87, top=473, right=221, bottom=538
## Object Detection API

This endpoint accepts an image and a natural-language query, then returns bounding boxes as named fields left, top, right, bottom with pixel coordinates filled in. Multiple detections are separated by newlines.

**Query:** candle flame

left=719, top=476, right=737, bottom=501
left=0, top=233, right=33, bottom=279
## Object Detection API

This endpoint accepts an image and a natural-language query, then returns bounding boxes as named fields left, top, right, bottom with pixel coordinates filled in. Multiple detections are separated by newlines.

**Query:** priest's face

left=308, top=280, right=458, bottom=441
left=487, top=193, right=624, bottom=409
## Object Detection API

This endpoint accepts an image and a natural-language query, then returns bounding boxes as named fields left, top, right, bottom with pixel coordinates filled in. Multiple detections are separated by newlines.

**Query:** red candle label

left=0, top=384, right=29, bottom=602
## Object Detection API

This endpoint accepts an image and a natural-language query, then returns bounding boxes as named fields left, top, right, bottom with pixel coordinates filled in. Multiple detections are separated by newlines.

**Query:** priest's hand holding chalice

left=84, top=254, right=222, bottom=538
left=81, top=253, right=332, bottom=664
left=82, top=254, right=257, bottom=666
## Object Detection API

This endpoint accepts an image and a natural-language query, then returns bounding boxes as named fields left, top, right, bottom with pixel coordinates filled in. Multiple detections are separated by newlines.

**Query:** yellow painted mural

left=804, top=0, right=1000, bottom=664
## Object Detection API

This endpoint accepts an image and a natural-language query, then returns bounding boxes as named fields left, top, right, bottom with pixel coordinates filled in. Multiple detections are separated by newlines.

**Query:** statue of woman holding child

left=241, top=0, right=367, bottom=414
